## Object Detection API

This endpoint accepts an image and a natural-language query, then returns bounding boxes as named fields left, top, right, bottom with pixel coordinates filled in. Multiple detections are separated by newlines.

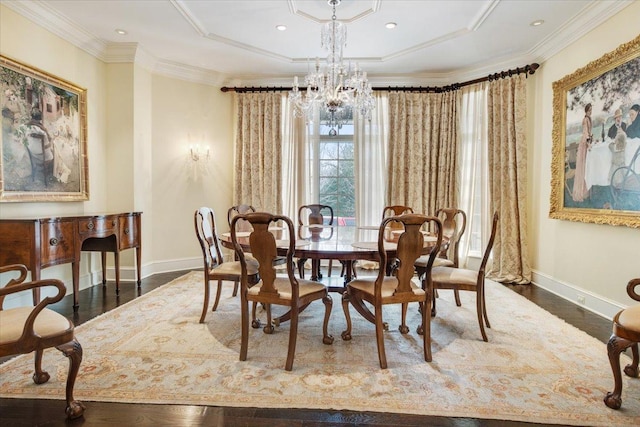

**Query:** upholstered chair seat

left=211, top=258, right=258, bottom=279
left=348, top=277, right=426, bottom=298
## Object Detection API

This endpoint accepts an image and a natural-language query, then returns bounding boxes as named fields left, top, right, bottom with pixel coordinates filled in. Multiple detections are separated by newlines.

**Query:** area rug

left=1, top=271, right=638, bottom=426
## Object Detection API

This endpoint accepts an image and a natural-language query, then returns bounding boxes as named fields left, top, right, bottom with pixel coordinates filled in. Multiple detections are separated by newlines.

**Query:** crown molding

left=2, top=0, right=635, bottom=87
left=2, top=0, right=108, bottom=61
left=527, top=0, right=634, bottom=63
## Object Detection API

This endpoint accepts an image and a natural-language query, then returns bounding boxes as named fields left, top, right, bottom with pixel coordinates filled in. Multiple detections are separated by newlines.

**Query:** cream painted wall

left=150, top=74, right=235, bottom=270
left=530, top=2, right=640, bottom=314
left=133, top=64, right=154, bottom=267
left=0, top=5, right=109, bottom=289
left=105, top=63, right=134, bottom=212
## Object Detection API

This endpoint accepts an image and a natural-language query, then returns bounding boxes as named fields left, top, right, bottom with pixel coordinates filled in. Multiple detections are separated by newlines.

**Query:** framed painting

left=1, top=55, right=88, bottom=202
left=550, top=35, right=640, bottom=228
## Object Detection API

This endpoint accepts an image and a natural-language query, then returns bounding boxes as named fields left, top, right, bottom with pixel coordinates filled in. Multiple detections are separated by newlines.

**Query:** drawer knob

left=112, top=220, right=117, bottom=226
left=87, top=222, right=94, bottom=230
left=49, top=237, right=59, bottom=246
left=124, top=227, right=130, bottom=235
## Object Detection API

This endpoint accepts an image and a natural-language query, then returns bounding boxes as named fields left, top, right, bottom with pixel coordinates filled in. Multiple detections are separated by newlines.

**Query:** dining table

left=219, top=223, right=446, bottom=328
left=219, top=224, right=444, bottom=293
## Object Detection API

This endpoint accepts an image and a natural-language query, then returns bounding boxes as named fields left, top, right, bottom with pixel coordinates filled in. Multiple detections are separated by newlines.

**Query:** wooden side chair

left=194, top=207, right=258, bottom=323
left=604, top=278, right=640, bottom=409
left=230, top=212, right=334, bottom=371
left=341, top=214, right=443, bottom=368
left=227, top=204, right=256, bottom=232
left=430, top=212, right=499, bottom=342
left=297, top=204, right=335, bottom=279
left=382, top=205, right=414, bottom=222
left=415, top=208, right=467, bottom=307
left=0, top=264, right=85, bottom=419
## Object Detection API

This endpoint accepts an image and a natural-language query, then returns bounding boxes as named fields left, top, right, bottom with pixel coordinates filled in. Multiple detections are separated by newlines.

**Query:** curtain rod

left=220, top=63, right=540, bottom=93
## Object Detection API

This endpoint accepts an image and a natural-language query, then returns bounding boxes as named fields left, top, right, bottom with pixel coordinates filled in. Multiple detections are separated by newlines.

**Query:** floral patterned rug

left=1, top=271, right=638, bottom=426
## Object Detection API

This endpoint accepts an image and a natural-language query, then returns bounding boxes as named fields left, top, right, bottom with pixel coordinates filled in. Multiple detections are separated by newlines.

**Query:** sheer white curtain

left=458, top=83, right=490, bottom=268
left=282, top=96, right=319, bottom=220
left=354, top=92, right=389, bottom=228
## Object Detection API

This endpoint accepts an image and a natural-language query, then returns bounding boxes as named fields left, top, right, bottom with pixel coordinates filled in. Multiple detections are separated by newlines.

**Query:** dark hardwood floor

left=0, top=269, right=613, bottom=426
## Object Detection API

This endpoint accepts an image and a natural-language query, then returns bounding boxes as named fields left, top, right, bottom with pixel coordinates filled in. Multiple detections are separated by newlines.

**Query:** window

left=315, top=111, right=355, bottom=224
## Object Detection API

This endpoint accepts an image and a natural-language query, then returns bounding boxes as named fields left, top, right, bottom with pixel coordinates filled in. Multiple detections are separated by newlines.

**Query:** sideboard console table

left=0, top=212, right=142, bottom=310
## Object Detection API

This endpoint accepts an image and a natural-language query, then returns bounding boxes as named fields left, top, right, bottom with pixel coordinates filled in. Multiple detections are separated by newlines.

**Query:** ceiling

left=3, top=0, right=632, bottom=86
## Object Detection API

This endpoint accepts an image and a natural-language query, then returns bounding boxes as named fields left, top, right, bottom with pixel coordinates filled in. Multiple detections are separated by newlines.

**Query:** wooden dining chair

left=415, top=208, right=467, bottom=307
left=0, top=264, right=85, bottom=419
left=604, top=278, right=640, bottom=410
left=341, top=214, right=443, bottom=368
left=194, top=207, right=259, bottom=323
left=382, top=205, right=414, bottom=221
left=230, top=212, right=334, bottom=371
left=430, top=212, right=499, bottom=342
left=227, top=204, right=256, bottom=232
left=297, top=204, right=335, bottom=279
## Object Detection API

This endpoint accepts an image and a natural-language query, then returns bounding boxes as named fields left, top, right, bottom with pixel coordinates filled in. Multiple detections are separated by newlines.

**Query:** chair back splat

left=297, top=204, right=335, bottom=279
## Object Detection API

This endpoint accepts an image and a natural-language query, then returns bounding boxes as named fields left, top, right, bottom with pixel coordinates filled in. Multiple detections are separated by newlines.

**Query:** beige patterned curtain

left=387, top=91, right=458, bottom=216
left=486, top=74, right=532, bottom=284
left=234, top=92, right=282, bottom=214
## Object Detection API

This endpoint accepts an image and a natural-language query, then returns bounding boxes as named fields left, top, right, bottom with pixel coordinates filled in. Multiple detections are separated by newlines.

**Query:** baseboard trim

left=103, top=257, right=201, bottom=283
left=531, top=270, right=624, bottom=321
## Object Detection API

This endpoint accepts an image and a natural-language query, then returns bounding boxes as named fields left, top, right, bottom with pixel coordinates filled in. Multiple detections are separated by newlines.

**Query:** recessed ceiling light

left=115, top=29, right=128, bottom=35
left=385, top=22, right=397, bottom=29
left=530, top=20, right=544, bottom=27
left=276, top=24, right=287, bottom=31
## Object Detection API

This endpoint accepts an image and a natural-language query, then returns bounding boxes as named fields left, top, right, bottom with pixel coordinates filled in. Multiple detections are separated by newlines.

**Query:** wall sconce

left=189, top=144, right=210, bottom=162
left=187, top=143, right=210, bottom=182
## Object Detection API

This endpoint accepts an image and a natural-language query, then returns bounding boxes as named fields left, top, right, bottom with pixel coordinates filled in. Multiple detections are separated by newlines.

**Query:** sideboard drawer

left=78, top=216, right=117, bottom=237
left=40, top=219, right=76, bottom=267
left=118, top=214, right=139, bottom=250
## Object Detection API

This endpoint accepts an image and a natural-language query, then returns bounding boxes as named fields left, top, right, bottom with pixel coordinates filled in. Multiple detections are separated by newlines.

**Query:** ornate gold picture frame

left=549, top=35, right=640, bottom=228
left=1, top=55, right=88, bottom=202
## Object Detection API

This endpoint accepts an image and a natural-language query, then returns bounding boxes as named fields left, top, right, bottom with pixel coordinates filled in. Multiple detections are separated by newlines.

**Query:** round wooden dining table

left=219, top=224, right=444, bottom=291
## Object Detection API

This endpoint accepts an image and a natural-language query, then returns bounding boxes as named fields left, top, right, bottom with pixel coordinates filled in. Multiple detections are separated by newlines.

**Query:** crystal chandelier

left=290, top=0, right=374, bottom=136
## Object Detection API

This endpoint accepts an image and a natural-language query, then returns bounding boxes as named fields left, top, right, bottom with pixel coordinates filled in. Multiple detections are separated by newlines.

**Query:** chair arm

left=627, top=278, right=640, bottom=302
left=0, top=264, right=29, bottom=285
left=0, top=278, right=68, bottom=347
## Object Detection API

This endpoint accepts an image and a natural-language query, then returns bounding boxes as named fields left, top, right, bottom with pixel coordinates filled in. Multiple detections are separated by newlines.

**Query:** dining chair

left=0, top=264, right=85, bottom=419
left=227, top=204, right=256, bottom=232
left=382, top=205, right=414, bottom=221
left=194, top=207, right=259, bottom=323
left=415, top=208, right=467, bottom=307
left=297, top=204, right=335, bottom=279
left=230, top=211, right=334, bottom=371
left=604, top=277, right=640, bottom=410
left=341, top=213, right=443, bottom=369
left=430, top=212, right=499, bottom=342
